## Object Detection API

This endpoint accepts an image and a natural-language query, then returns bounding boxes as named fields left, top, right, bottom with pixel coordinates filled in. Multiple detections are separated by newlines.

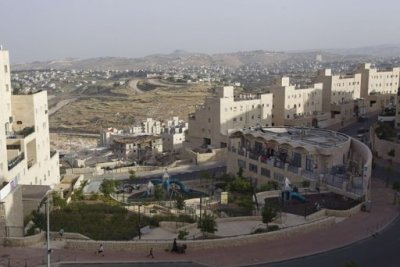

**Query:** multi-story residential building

left=130, top=118, right=162, bottom=135
left=357, top=63, right=399, bottom=112
left=315, top=69, right=362, bottom=113
left=357, top=63, right=400, bottom=97
left=268, top=77, right=325, bottom=127
left=227, top=127, right=372, bottom=200
left=161, top=117, right=188, bottom=152
left=188, top=86, right=273, bottom=149
left=112, top=135, right=162, bottom=162
left=0, top=49, right=60, bottom=237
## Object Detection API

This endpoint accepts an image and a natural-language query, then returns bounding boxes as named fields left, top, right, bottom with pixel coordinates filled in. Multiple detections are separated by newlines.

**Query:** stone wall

left=2, top=232, right=44, bottom=247
left=371, top=132, right=400, bottom=164
left=65, top=217, right=336, bottom=251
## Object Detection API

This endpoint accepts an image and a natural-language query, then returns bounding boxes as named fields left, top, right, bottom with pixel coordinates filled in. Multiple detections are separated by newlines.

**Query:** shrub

left=178, top=229, right=189, bottom=240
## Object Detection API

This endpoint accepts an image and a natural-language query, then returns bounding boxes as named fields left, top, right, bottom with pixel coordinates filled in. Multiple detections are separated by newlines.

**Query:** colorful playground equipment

left=281, top=177, right=306, bottom=203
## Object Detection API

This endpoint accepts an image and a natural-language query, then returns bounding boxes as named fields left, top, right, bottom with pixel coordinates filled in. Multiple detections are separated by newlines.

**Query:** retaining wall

left=65, top=217, right=336, bottom=251
left=2, top=232, right=45, bottom=247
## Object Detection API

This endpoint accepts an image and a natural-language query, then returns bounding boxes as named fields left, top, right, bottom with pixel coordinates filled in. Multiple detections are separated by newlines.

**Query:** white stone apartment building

left=268, top=77, right=325, bottom=127
left=357, top=63, right=400, bottom=112
left=0, top=49, right=60, bottom=237
left=315, top=69, right=362, bottom=113
left=130, top=118, right=162, bottom=135
left=188, top=86, right=273, bottom=149
left=161, top=117, right=188, bottom=152
left=227, top=127, right=372, bottom=200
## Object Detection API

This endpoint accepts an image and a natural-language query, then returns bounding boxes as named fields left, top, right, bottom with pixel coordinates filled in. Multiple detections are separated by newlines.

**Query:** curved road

left=263, top=217, right=400, bottom=267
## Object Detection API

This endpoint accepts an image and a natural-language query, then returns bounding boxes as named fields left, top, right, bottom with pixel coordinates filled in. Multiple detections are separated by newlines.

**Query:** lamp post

left=46, top=195, right=51, bottom=267
left=138, top=204, right=142, bottom=240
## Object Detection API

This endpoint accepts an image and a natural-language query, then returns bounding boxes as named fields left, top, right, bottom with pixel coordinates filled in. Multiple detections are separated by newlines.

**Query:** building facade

left=188, top=86, right=273, bottom=149
left=268, top=77, right=325, bottom=127
left=0, top=49, right=60, bottom=237
left=227, top=127, right=372, bottom=200
left=112, top=135, right=162, bottom=162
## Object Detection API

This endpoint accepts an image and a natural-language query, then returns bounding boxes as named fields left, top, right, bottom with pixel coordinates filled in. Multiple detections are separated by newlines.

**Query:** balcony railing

left=8, top=152, right=25, bottom=171
left=7, top=126, right=35, bottom=139
left=287, top=165, right=299, bottom=174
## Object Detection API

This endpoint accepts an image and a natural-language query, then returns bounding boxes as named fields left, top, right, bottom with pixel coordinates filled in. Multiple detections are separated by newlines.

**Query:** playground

left=125, top=169, right=208, bottom=202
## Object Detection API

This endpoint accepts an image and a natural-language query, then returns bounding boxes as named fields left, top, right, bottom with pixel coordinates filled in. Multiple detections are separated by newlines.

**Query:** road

left=262, top=217, right=400, bottom=267
left=128, top=79, right=143, bottom=94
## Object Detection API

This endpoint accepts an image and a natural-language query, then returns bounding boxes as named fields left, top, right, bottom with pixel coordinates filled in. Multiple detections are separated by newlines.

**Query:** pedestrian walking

left=98, top=243, right=104, bottom=256
left=172, top=238, right=178, bottom=252
left=59, top=228, right=64, bottom=240
left=147, top=247, right=154, bottom=259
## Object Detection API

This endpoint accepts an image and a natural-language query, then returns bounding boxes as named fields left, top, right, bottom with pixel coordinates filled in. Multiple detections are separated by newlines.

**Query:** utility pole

left=46, top=196, right=51, bottom=267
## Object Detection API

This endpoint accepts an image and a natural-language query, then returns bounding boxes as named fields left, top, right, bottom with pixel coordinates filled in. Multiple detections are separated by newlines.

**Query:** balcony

left=8, top=152, right=25, bottom=171
left=7, top=126, right=35, bottom=139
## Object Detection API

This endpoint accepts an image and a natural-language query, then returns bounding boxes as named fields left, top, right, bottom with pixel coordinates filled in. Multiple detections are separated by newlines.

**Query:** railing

left=248, top=152, right=259, bottom=161
left=7, top=126, right=35, bottom=139
left=8, top=152, right=25, bottom=170
left=287, top=165, right=299, bottom=174
left=301, top=169, right=320, bottom=181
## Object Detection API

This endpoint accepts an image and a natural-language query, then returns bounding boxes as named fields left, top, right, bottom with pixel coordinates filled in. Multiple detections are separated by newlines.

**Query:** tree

left=52, top=191, right=67, bottom=208
left=262, top=199, right=278, bottom=230
left=32, top=210, right=46, bottom=230
left=197, top=213, right=217, bottom=236
left=128, top=170, right=137, bottom=182
left=154, top=185, right=164, bottom=201
left=99, top=179, right=117, bottom=197
left=175, top=195, right=185, bottom=210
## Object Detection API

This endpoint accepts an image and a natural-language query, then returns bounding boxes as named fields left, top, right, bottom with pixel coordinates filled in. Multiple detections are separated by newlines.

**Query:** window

left=249, top=163, right=258, bottom=173
left=238, top=159, right=246, bottom=169
left=4, top=65, right=8, bottom=73
left=261, top=168, right=270, bottom=177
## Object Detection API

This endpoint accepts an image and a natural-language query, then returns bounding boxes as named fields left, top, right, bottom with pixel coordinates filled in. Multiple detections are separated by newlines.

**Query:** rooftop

left=230, top=127, right=349, bottom=149
left=113, top=135, right=160, bottom=144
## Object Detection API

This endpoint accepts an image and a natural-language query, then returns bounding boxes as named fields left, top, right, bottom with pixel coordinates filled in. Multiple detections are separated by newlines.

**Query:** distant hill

left=13, top=44, right=399, bottom=71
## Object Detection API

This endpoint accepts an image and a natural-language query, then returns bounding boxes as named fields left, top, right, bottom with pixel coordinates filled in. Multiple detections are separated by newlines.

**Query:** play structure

left=281, top=177, right=306, bottom=203
left=133, top=169, right=207, bottom=199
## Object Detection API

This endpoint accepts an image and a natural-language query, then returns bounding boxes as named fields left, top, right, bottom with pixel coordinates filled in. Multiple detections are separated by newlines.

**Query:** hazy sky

left=1, top=0, right=400, bottom=63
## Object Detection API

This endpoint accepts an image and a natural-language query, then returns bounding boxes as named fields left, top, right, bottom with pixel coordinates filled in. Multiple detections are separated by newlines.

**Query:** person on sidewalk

left=59, top=228, right=64, bottom=240
left=172, top=238, right=178, bottom=252
left=98, top=243, right=104, bottom=256
left=147, top=247, right=154, bottom=259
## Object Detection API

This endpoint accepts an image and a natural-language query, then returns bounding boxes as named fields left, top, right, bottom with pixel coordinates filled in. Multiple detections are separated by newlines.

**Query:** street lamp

left=45, top=192, right=52, bottom=267
left=138, top=204, right=142, bottom=240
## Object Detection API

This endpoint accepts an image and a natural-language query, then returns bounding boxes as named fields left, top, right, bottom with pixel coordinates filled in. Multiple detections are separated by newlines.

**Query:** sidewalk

left=0, top=179, right=398, bottom=267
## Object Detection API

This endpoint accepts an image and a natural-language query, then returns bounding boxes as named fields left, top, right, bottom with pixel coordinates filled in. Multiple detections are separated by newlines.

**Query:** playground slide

left=290, top=192, right=306, bottom=203
left=169, top=180, right=190, bottom=193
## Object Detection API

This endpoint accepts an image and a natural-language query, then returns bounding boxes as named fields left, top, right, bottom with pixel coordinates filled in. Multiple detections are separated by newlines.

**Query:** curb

left=252, top=212, right=400, bottom=267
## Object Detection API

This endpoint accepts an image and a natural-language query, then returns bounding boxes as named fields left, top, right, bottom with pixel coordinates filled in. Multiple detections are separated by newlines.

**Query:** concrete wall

left=2, top=232, right=45, bottom=247
left=0, top=186, right=24, bottom=237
